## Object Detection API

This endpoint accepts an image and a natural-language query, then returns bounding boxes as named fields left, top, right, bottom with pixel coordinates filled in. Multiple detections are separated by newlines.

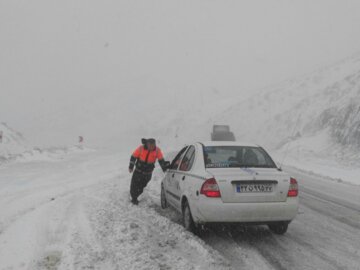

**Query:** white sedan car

left=161, top=141, right=299, bottom=234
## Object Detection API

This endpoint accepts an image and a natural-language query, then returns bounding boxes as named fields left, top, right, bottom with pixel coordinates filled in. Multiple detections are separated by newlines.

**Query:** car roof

left=198, top=141, right=259, bottom=147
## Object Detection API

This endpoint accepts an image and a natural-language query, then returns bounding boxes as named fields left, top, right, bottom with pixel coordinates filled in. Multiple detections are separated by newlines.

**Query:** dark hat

left=141, top=138, right=156, bottom=145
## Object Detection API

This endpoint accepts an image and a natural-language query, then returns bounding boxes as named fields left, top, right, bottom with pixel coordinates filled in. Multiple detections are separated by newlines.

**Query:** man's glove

left=159, top=160, right=170, bottom=172
left=129, top=155, right=136, bottom=173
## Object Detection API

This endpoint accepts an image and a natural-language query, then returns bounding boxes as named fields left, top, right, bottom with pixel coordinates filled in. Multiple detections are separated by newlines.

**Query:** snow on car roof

left=199, top=141, right=259, bottom=147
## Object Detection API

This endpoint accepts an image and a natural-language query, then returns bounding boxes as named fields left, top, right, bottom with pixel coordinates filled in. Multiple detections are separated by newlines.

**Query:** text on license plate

left=236, top=184, right=273, bottom=193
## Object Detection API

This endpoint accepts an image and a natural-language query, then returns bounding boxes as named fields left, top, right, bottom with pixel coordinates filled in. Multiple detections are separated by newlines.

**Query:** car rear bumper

left=192, top=197, right=299, bottom=224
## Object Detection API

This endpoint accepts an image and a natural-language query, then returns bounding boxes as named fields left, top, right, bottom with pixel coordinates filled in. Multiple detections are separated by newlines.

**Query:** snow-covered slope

left=0, top=122, right=28, bottom=161
left=206, top=54, right=360, bottom=183
left=212, top=54, right=360, bottom=148
left=0, top=122, right=89, bottom=165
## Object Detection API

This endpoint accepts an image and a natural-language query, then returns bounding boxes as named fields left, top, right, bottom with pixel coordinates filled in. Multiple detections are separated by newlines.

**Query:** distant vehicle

left=161, top=141, right=299, bottom=235
left=211, top=125, right=236, bottom=141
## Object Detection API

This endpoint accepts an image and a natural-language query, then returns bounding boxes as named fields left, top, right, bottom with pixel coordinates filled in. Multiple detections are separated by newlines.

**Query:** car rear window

left=203, top=146, right=277, bottom=169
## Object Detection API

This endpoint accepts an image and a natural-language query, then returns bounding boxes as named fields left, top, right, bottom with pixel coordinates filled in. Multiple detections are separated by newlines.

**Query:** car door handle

left=182, top=176, right=186, bottom=181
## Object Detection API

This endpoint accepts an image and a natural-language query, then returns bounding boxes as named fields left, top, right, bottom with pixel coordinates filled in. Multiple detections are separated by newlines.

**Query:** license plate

left=236, top=184, right=273, bottom=193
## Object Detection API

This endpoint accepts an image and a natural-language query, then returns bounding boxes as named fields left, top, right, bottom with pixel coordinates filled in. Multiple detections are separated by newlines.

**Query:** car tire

left=183, top=200, right=196, bottom=233
left=268, top=222, right=288, bottom=235
left=161, top=185, right=168, bottom=209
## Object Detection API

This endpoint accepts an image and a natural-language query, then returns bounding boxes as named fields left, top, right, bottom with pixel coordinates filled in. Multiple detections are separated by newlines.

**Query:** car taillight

left=200, top=178, right=221, bottom=198
left=287, top=177, right=298, bottom=197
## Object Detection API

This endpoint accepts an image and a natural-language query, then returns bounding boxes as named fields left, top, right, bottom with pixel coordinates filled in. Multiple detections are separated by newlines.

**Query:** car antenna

left=279, top=113, right=302, bottom=171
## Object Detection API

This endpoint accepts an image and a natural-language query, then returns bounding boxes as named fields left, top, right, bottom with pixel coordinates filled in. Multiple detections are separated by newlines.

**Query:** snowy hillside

left=0, top=122, right=28, bottom=160
left=0, top=122, right=89, bottom=165
left=207, top=54, right=360, bottom=183
left=211, top=54, right=359, bottom=145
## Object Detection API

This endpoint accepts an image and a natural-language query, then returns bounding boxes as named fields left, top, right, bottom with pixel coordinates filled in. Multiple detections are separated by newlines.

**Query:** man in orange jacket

left=129, top=138, right=169, bottom=205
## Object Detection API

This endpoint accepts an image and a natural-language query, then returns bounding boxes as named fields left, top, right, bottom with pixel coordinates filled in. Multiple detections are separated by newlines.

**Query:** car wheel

left=183, top=200, right=196, bottom=233
left=161, top=185, right=168, bottom=209
left=268, top=222, right=288, bottom=235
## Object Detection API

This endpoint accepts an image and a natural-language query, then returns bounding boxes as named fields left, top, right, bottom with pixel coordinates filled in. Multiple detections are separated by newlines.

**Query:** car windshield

left=203, top=146, right=277, bottom=169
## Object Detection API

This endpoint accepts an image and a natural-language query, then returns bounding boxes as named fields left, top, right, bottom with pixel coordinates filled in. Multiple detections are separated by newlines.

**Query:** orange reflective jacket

left=132, top=146, right=164, bottom=164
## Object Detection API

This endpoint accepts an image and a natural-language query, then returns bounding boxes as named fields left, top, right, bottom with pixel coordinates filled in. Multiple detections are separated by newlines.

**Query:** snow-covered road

left=0, top=151, right=228, bottom=270
left=0, top=151, right=359, bottom=270
left=201, top=166, right=360, bottom=270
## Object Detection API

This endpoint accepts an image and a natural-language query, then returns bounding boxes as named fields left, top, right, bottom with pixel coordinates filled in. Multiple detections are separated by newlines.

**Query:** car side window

left=179, top=146, right=196, bottom=172
left=169, top=147, right=188, bottom=170
left=251, top=148, right=269, bottom=165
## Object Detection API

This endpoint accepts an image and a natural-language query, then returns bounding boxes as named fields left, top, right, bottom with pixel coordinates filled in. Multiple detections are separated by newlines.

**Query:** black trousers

left=130, top=170, right=152, bottom=200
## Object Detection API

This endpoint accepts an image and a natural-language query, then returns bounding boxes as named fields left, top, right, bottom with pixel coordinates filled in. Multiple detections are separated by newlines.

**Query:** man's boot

left=131, top=198, right=139, bottom=205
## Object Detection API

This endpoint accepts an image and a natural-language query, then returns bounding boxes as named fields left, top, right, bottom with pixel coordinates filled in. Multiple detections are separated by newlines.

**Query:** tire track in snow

left=0, top=179, right=114, bottom=238
left=230, top=227, right=291, bottom=270
left=300, top=191, right=360, bottom=230
left=59, top=193, right=109, bottom=270
left=300, top=186, right=360, bottom=213
left=225, top=225, right=347, bottom=270
left=201, top=227, right=274, bottom=270
left=197, top=199, right=359, bottom=270
left=284, top=234, right=349, bottom=270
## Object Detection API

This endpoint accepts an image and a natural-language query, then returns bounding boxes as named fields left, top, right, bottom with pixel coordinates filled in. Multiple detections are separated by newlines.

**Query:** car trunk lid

left=206, top=168, right=290, bottom=203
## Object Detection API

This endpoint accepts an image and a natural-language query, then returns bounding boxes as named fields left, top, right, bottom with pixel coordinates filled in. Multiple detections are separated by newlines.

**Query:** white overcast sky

left=1, top=0, right=360, bottom=145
